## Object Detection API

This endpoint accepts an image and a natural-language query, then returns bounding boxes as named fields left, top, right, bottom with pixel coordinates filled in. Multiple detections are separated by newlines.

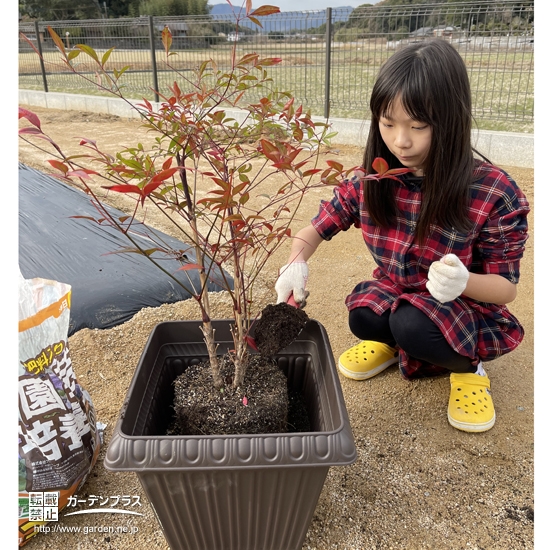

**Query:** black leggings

left=348, top=302, right=476, bottom=373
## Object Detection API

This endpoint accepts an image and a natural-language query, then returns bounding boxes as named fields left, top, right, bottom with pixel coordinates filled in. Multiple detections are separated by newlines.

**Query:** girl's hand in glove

left=426, top=254, right=469, bottom=303
left=275, top=262, right=309, bottom=306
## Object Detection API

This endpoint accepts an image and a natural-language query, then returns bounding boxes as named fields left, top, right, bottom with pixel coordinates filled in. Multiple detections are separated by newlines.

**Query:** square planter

left=105, top=319, right=356, bottom=550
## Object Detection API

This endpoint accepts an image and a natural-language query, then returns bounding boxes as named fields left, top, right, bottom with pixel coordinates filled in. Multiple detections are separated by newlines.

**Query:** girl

left=275, top=39, right=530, bottom=433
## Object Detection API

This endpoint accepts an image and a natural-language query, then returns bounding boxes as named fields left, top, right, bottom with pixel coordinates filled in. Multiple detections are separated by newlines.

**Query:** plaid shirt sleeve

left=310, top=178, right=362, bottom=240
left=470, top=166, right=530, bottom=283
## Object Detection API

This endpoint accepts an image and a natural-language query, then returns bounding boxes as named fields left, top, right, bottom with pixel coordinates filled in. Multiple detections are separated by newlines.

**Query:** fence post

left=34, top=21, right=48, bottom=93
left=148, top=15, right=160, bottom=103
left=324, top=8, right=332, bottom=119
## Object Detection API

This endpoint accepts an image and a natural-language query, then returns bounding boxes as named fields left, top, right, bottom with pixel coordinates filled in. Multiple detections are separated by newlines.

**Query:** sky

left=213, top=0, right=382, bottom=12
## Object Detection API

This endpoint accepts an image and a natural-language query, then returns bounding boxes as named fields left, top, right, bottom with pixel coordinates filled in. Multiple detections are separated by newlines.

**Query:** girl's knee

left=348, top=307, right=393, bottom=343
left=389, top=303, right=433, bottom=355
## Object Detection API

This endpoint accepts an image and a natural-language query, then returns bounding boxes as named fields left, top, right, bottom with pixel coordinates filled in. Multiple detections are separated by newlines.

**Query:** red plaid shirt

left=312, top=160, right=530, bottom=379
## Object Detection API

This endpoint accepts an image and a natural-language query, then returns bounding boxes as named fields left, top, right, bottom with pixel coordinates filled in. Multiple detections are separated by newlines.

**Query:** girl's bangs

left=375, top=70, right=434, bottom=125
left=400, top=85, right=434, bottom=125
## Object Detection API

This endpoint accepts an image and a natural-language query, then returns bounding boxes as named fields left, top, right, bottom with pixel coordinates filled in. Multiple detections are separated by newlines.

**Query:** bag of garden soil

left=18, top=271, right=102, bottom=546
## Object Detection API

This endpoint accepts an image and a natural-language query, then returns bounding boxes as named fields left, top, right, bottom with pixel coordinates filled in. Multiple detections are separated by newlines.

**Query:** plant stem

left=231, top=270, right=248, bottom=388
left=178, top=152, right=223, bottom=389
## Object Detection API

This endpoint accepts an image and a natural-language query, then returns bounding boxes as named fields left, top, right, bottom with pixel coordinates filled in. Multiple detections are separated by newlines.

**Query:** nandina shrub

left=19, top=1, right=410, bottom=397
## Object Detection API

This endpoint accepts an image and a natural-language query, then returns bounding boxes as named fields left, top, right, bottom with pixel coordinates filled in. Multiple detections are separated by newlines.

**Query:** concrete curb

left=19, top=90, right=534, bottom=169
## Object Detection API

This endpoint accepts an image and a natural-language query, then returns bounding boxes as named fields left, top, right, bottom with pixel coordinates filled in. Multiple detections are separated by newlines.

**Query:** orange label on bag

left=18, top=291, right=71, bottom=333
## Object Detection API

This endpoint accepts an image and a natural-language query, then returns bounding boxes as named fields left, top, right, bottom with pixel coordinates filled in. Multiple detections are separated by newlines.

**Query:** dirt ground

left=18, top=106, right=535, bottom=550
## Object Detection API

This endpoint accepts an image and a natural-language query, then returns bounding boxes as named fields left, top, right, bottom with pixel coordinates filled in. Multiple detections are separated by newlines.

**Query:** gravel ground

left=19, top=107, right=534, bottom=550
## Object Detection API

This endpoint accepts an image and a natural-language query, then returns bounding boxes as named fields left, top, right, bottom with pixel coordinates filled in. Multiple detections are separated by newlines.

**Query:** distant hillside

left=209, top=3, right=245, bottom=16
left=208, top=3, right=354, bottom=32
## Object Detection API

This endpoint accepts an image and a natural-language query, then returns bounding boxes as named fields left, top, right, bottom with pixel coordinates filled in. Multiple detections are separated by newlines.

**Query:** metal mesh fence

left=19, top=0, right=534, bottom=132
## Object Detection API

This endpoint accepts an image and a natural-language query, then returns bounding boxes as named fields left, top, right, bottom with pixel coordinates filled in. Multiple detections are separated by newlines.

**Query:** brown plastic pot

left=104, top=319, right=356, bottom=550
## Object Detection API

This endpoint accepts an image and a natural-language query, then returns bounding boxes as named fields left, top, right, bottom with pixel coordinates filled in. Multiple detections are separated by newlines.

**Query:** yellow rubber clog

left=338, top=341, right=399, bottom=380
left=448, top=372, right=495, bottom=432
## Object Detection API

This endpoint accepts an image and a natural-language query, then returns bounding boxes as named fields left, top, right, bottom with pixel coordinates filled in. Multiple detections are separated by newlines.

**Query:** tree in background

left=19, top=0, right=103, bottom=20
left=103, top=0, right=141, bottom=18
left=130, top=0, right=209, bottom=17
left=19, top=0, right=211, bottom=19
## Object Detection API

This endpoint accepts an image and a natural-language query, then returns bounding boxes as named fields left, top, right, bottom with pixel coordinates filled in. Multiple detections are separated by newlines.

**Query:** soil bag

left=18, top=271, right=102, bottom=546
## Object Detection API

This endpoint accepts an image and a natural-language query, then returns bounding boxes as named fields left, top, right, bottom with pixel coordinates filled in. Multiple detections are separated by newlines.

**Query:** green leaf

left=101, top=47, right=115, bottom=66
left=67, top=50, right=81, bottom=61
left=113, top=66, right=130, bottom=80
left=75, top=44, right=99, bottom=63
left=248, top=16, right=262, bottom=28
left=118, top=157, right=144, bottom=171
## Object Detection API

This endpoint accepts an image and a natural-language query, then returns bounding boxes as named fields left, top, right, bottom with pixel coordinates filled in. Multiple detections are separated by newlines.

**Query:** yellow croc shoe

left=448, top=372, right=495, bottom=432
left=338, top=341, right=399, bottom=380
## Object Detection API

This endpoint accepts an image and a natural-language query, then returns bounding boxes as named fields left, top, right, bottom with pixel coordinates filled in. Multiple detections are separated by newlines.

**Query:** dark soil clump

left=169, top=354, right=289, bottom=435
left=167, top=303, right=312, bottom=437
left=254, top=302, right=310, bottom=356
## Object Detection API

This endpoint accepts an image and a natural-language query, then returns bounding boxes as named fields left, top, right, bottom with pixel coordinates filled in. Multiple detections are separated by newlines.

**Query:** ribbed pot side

left=105, top=319, right=357, bottom=550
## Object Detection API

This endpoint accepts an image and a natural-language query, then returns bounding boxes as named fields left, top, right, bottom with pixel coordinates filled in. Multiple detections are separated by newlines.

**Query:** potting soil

left=253, top=302, right=310, bottom=356
left=169, top=354, right=292, bottom=435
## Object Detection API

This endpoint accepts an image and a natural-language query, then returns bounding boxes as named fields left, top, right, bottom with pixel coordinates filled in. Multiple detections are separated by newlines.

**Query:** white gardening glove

left=275, top=262, right=309, bottom=305
left=426, top=254, right=469, bottom=303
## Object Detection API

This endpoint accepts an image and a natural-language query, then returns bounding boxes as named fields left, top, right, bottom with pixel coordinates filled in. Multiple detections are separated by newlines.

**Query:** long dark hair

left=363, top=39, right=474, bottom=242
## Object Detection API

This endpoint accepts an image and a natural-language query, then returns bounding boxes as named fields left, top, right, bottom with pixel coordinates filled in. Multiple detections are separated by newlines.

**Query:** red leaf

left=18, top=108, right=41, bottom=129
left=302, top=168, right=321, bottom=178
left=161, top=25, right=172, bottom=54
left=18, top=127, right=42, bottom=136
left=177, top=263, right=203, bottom=271
left=372, top=157, right=389, bottom=175
left=137, top=99, right=153, bottom=112
left=142, top=180, right=165, bottom=196
left=103, top=184, right=142, bottom=195
left=69, top=215, right=99, bottom=222
left=259, top=139, right=281, bottom=163
left=79, top=137, right=97, bottom=147
left=245, top=335, right=258, bottom=351
left=47, top=26, right=66, bottom=55
left=48, top=160, right=69, bottom=174
left=150, top=167, right=179, bottom=182
left=172, top=81, right=181, bottom=99
left=66, top=170, right=96, bottom=179
left=258, top=57, right=282, bottom=67
left=326, top=160, right=344, bottom=172
left=250, top=5, right=280, bottom=16
left=283, top=97, right=294, bottom=111
left=19, top=32, right=41, bottom=56
left=386, top=167, right=413, bottom=176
